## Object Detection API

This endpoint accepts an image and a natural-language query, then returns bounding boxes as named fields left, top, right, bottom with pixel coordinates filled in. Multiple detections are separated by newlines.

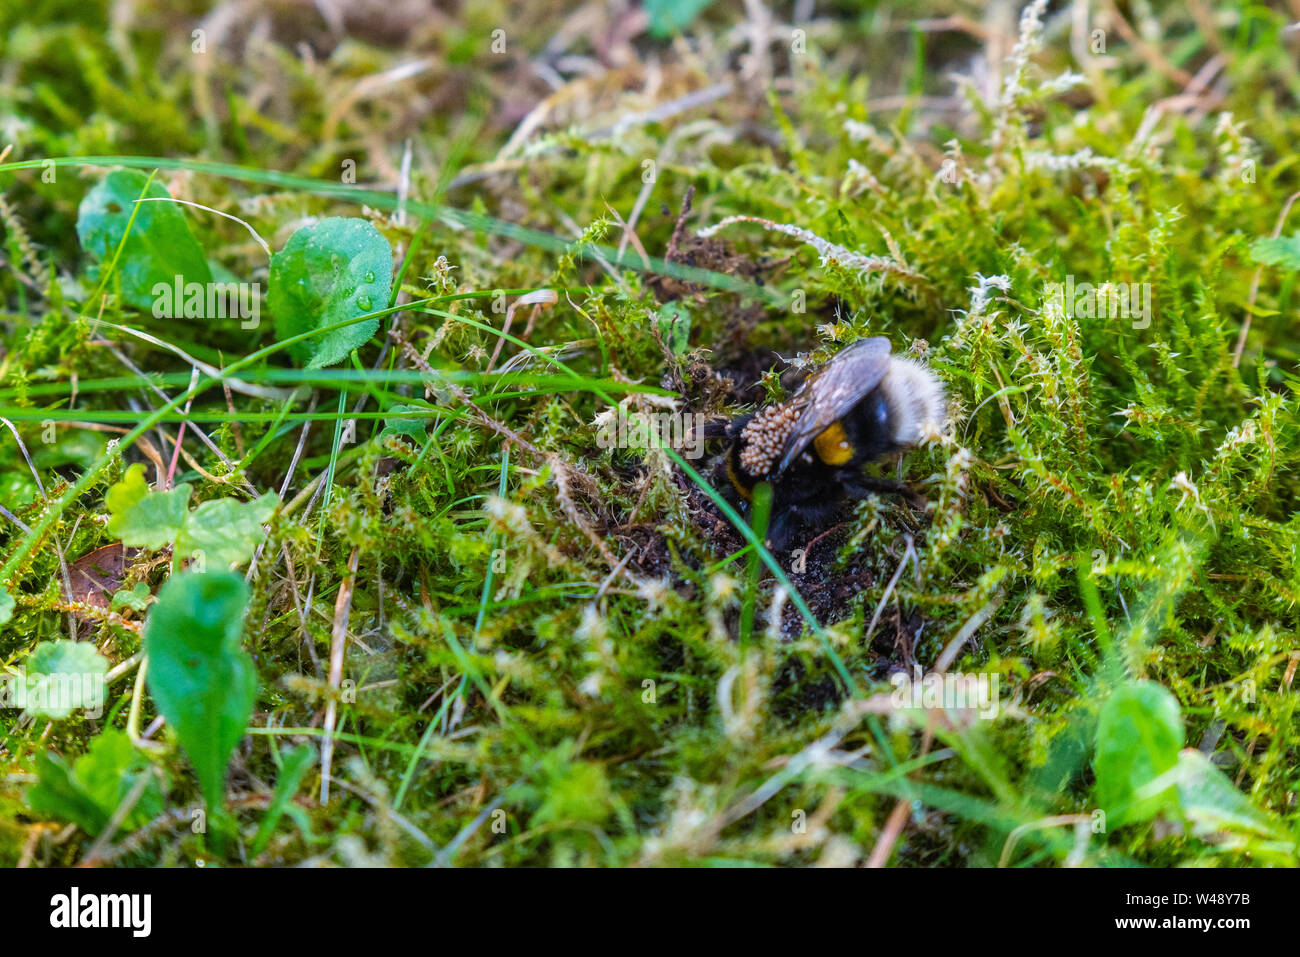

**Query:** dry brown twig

left=320, top=547, right=360, bottom=805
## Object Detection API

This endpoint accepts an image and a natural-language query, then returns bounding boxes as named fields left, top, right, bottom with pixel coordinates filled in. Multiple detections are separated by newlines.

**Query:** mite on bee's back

left=712, top=337, right=946, bottom=550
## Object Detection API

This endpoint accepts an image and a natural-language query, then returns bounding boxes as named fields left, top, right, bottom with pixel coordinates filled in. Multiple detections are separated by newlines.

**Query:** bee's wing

left=777, top=337, right=891, bottom=473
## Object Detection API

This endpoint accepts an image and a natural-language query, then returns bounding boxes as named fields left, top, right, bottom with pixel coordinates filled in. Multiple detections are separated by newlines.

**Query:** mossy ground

left=1, top=1, right=1299, bottom=866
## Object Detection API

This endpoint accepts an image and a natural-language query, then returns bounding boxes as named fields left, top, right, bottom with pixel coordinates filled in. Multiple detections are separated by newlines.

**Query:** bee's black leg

left=691, top=416, right=746, bottom=444
left=764, top=499, right=842, bottom=553
left=763, top=510, right=794, bottom=552
left=846, top=475, right=928, bottom=511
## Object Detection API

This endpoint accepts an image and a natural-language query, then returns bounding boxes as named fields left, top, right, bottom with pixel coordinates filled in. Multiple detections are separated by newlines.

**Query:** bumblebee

left=713, top=337, right=946, bottom=550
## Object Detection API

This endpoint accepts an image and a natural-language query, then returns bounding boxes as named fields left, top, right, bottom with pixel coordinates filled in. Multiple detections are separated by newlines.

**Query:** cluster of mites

left=738, top=403, right=801, bottom=478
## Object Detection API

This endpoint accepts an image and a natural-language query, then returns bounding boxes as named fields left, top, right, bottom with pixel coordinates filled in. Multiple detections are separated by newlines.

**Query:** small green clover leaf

left=110, top=582, right=153, bottom=612
left=174, top=493, right=278, bottom=568
left=379, top=403, right=428, bottom=441
left=105, top=463, right=191, bottom=550
left=1249, top=234, right=1300, bottom=270
left=104, top=465, right=276, bottom=569
left=656, top=301, right=692, bottom=355
left=27, top=730, right=164, bottom=835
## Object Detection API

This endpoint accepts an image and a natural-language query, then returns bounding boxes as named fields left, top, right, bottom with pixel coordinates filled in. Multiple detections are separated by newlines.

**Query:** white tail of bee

left=882, top=357, right=946, bottom=446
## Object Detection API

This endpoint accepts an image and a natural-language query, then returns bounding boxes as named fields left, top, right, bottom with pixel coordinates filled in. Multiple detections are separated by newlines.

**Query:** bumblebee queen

left=711, top=337, right=946, bottom=549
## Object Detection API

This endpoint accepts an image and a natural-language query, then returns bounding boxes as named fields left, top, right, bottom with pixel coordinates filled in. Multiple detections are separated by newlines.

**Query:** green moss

left=1, top=1, right=1298, bottom=867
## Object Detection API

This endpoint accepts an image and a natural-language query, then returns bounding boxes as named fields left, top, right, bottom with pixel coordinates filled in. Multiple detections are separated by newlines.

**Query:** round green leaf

left=76, top=169, right=212, bottom=309
left=19, top=640, right=110, bottom=719
left=268, top=217, right=393, bottom=368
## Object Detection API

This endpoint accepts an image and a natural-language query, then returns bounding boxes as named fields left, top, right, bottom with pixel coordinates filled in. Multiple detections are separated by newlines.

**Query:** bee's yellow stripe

left=726, top=456, right=753, bottom=501
left=813, top=421, right=854, bottom=466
